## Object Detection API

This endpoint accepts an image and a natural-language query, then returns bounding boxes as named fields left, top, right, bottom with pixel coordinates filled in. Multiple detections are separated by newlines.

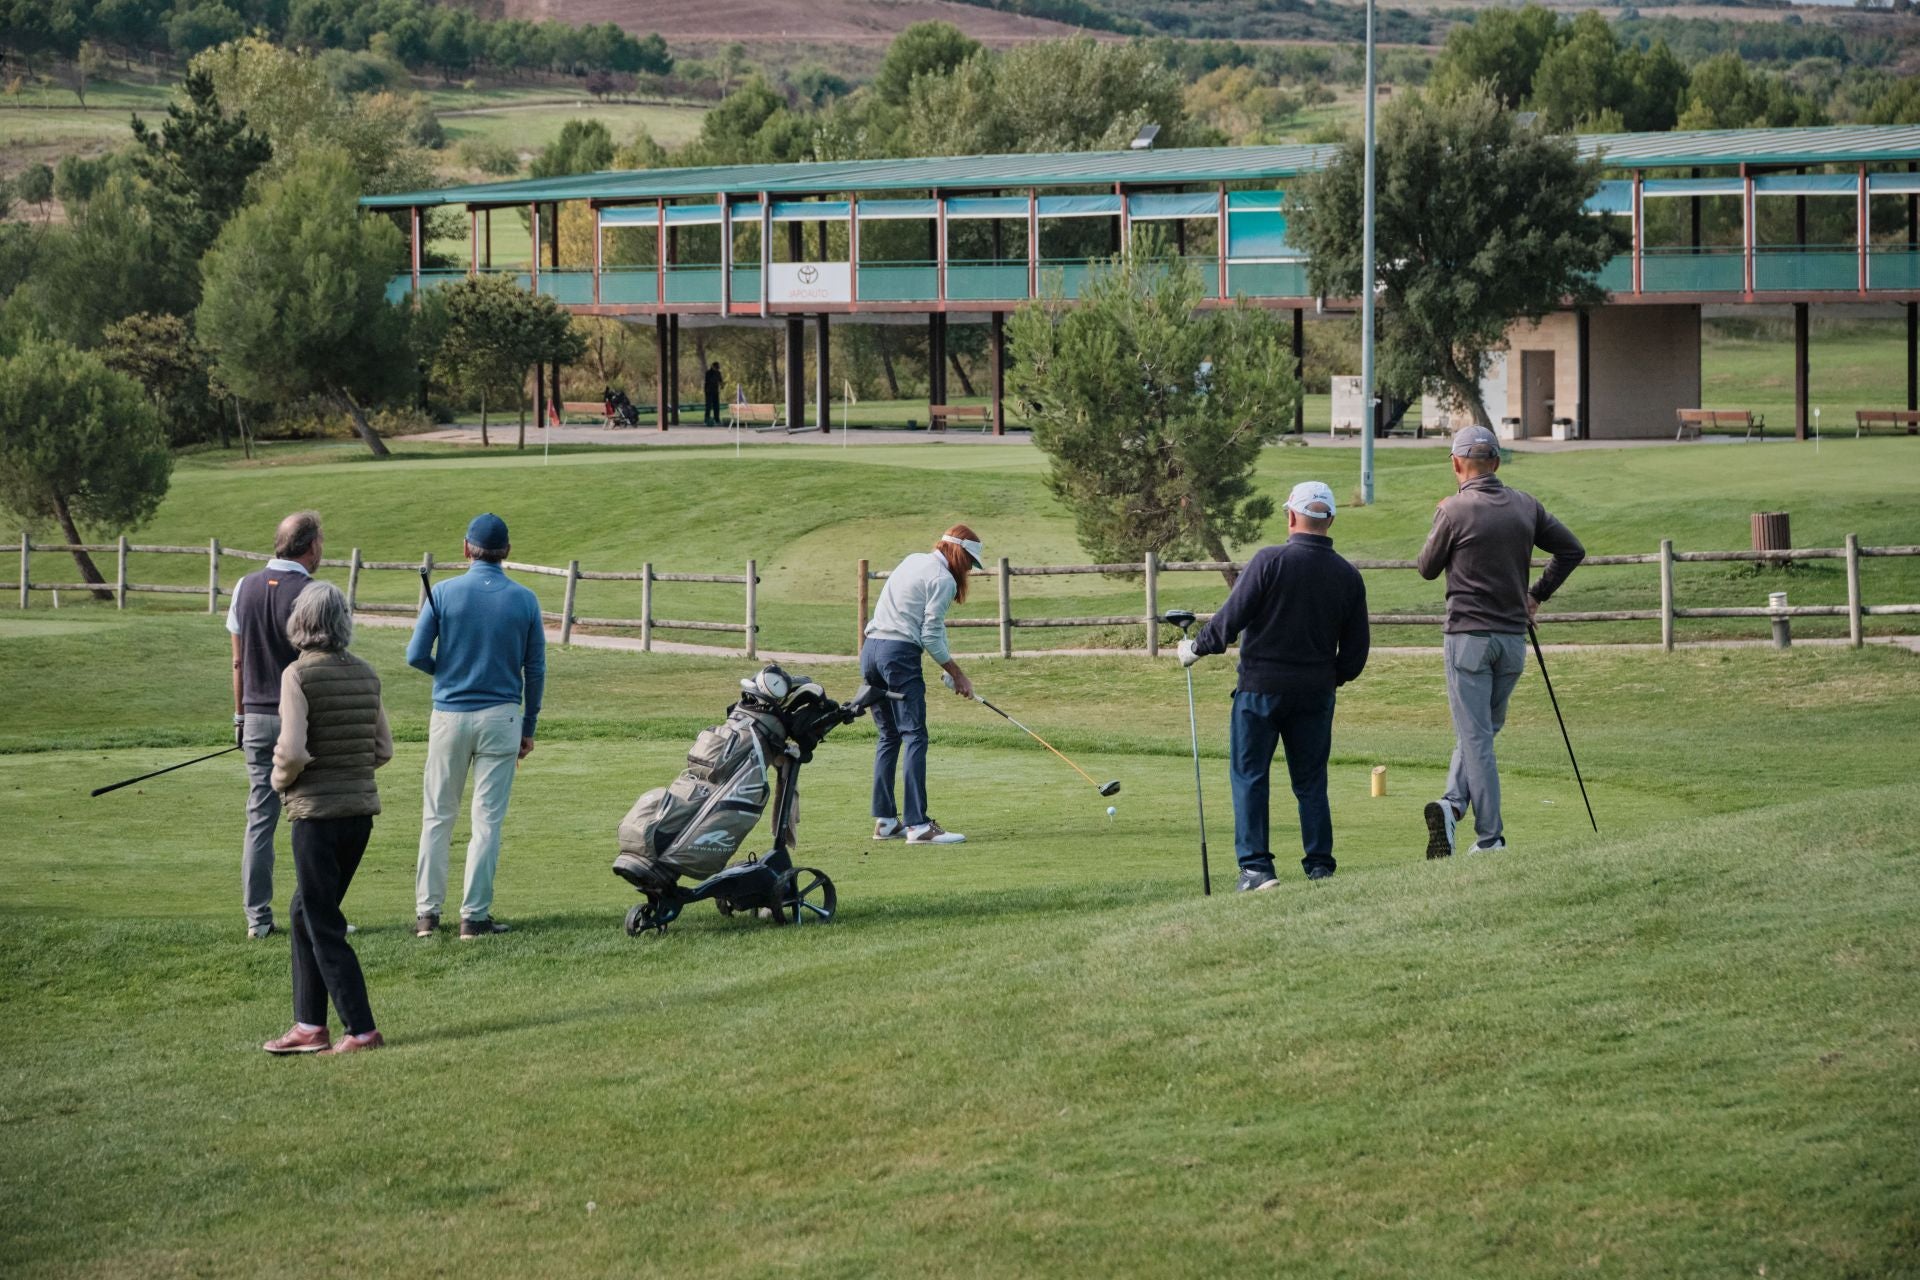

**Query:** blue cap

left=466, top=513, right=509, bottom=552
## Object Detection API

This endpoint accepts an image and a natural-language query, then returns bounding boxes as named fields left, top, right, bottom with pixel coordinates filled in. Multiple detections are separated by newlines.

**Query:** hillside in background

left=498, top=0, right=1092, bottom=46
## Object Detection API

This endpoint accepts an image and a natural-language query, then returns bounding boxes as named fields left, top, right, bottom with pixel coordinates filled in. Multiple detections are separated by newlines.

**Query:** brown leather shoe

left=320, top=1030, right=385, bottom=1055
left=263, top=1025, right=330, bottom=1055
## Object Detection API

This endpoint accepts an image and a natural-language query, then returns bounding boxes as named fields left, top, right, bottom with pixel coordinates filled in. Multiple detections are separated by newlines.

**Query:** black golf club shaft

left=91, top=745, right=242, bottom=797
left=1164, top=612, right=1211, bottom=896
left=420, top=568, right=441, bottom=622
left=1528, top=622, right=1598, bottom=833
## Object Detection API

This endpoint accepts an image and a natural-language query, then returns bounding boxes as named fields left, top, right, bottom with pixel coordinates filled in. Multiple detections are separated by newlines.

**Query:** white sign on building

left=1330, top=375, right=1364, bottom=433
left=768, top=262, right=852, bottom=306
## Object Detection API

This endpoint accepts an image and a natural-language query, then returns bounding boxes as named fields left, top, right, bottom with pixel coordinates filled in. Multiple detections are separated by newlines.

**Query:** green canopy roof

left=361, top=125, right=1920, bottom=210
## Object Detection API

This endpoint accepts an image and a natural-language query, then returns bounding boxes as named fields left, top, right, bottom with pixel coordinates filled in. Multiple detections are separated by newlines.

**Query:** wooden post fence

left=745, top=559, right=758, bottom=659
left=855, top=558, right=869, bottom=656
left=1846, top=533, right=1863, bottom=648
left=19, top=531, right=29, bottom=609
left=560, top=559, right=580, bottom=646
left=346, top=548, right=362, bottom=611
left=208, top=538, right=220, bottom=613
left=1659, top=539, right=1675, bottom=652
left=641, top=563, right=654, bottom=652
left=115, top=535, right=128, bottom=610
left=1144, top=550, right=1160, bottom=657
left=997, top=557, right=1012, bottom=659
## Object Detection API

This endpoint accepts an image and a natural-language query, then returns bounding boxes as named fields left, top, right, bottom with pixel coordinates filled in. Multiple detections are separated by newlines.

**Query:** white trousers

left=415, top=705, right=521, bottom=921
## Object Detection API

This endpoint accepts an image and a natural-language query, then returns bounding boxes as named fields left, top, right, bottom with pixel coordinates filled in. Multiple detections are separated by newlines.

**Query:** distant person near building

left=407, top=513, right=546, bottom=940
left=704, top=362, right=724, bottom=425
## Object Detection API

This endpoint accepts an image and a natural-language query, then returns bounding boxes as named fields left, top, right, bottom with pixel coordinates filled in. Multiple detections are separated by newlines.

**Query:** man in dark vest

left=228, top=510, right=323, bottom=938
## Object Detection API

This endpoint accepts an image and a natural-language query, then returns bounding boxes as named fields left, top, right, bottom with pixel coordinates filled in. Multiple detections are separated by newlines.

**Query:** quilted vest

left=282, top=650, right=384, bottom=821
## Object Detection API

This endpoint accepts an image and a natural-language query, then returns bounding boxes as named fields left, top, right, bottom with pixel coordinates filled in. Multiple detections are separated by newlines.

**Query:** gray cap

left=1452, top=425, right=1501, bottom=459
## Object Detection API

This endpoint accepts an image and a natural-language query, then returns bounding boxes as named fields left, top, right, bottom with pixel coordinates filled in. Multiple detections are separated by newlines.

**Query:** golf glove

left=233, top=714, right=245, bottom=748
left=1177, top=638, right=1202, bottom=668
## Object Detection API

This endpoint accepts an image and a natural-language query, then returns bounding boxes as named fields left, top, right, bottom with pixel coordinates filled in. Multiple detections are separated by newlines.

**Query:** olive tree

left=1007, top=249, right=1299, bottom=587
left=1289, top=86, right=1623, bottom=428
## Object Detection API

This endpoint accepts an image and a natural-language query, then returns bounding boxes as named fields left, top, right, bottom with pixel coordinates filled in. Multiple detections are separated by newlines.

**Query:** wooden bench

left=729, top=402, right=786, bottom=431
left=558, top=401, right=615, bottom=428
left=1855, top=409, right=1920, bottom=437
left=928, top=404, right=990, bottom=432
left=1676, top=408, right=1764, bottom=442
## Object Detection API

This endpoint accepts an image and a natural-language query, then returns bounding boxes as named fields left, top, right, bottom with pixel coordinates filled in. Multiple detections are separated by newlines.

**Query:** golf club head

left=1099, top=780, right=1121, bottom=797
left=1161, top=608, right=1196, bottom=631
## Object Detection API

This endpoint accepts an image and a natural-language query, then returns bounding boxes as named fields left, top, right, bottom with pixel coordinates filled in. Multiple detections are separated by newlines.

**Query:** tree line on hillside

left=0, top=0, right=670, bottom=82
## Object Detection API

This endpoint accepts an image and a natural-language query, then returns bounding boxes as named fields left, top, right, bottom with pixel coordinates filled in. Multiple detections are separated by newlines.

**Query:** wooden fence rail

left=857, top=536, right=1920, bottom=657
left=4, top=534, right=759, bottom=656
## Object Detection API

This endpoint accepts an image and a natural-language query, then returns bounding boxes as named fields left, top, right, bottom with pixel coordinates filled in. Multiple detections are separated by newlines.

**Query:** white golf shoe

left=905, top=819, right=966, bottom=845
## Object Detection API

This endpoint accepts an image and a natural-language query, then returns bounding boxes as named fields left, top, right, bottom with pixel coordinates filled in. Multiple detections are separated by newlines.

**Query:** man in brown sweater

left=1415, top=425, right=1585, bottom=858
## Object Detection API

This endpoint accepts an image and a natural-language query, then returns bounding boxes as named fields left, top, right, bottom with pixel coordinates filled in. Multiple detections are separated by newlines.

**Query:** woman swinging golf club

left=861, top=524, right=984, bottom=846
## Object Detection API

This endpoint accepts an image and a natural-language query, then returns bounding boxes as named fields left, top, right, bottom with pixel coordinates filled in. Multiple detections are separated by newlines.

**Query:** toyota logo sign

left=797, top=265, right=819, bottom=285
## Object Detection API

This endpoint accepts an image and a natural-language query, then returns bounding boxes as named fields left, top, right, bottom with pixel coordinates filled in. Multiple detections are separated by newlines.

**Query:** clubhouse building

left=365, top=124, right=1920, bottom=440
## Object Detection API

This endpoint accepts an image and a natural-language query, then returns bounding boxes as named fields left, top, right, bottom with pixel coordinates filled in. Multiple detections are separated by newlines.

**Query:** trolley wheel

left=772, top=867, right=837, bottom=926
left=624, top=902, right=667, bottom=938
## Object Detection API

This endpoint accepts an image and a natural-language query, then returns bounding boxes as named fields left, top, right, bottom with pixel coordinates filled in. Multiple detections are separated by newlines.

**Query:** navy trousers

left=860, top=639, right=930, bottom=828
left=1229, top=689, right=1336, bottom=877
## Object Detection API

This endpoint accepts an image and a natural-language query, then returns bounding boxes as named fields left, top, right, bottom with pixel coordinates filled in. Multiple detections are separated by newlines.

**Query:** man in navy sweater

left=407, top=513, right=546, bottom=939
left=1179, top=481, right=1370, bottom=889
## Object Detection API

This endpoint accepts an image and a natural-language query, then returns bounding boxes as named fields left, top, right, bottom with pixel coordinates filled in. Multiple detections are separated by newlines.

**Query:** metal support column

left=655, top=315, right=669, bottom=428
left=1794, top=301, right=1810, bottom=441
left=784, top=316, right=806, bottom=430
left=990, top=312, right=1006, bottom=436
left=815, top=312, right=831, bottom=434
left=667, top=314, right=680, bottom=426
left=1292, top=309, right=1304, bottom=434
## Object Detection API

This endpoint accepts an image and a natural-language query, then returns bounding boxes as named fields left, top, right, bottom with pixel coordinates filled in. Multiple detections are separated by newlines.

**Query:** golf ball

left=1106, top=806, right=1117, bottom=817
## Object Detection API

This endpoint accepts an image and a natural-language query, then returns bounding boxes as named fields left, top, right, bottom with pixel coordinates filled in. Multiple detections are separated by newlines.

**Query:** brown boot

left=263, top=1025, right=330, bottom=1055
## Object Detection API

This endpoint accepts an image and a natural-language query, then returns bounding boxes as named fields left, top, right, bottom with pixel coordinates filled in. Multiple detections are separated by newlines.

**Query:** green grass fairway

left=439, top=100, right=706, bottom=155
left=1, top=614, right=1917, bottom=1275
left=1703, top=316, right=1915, bottom=432
left=34, top=435, right=1920, bottom=655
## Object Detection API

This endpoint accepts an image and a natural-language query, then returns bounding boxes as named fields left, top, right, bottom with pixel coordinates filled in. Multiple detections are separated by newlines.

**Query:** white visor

left=941, top=534, right=985, bottom=570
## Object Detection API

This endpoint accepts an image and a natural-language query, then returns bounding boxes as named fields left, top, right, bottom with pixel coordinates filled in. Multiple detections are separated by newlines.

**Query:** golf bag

left=604, top=387, right=641, bottom=428
left=614, top=702, right=788, bottom=886
left=611, top=664, right=886, bottom=935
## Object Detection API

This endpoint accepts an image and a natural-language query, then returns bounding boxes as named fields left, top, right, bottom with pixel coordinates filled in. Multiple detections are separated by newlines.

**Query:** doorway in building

left=1520, top=350, right=1555, bottom=440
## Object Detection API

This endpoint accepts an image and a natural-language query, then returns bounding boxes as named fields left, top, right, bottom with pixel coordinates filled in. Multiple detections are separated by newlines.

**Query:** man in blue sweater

left=407, top=513, right=546, bottom=939
left=1179, top=481, right=1370, bottom=889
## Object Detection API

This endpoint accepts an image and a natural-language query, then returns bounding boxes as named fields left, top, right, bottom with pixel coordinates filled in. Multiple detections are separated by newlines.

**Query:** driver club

left=1162, top=609, right=1212, bottom=896
left=944, top=674, right=1120, bottom=797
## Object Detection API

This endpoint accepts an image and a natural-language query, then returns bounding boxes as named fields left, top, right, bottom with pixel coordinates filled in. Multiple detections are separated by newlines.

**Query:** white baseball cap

left=1285, top=480, right=1337, bottom=521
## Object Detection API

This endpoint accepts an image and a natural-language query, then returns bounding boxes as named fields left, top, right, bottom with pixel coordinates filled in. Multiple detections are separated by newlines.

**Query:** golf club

left=92, top=745, right=242, bottom=798
left=420, top=567, right=441, bottom=622
left=1161, top=609, right=1212, bottom=896
left=1527, top=621, right=1598, bottom=833
left=944, top=674, right=1119, bottom=797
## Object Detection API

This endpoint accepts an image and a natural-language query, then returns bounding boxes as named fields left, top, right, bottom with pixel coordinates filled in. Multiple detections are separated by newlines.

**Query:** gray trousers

left=241, top=712, right=282, bottom=929
left=1441, top=631, right=1527, bottom=846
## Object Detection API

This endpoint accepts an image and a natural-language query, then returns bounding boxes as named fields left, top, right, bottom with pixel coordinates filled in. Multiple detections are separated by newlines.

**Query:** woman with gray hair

left=261, top=579, right=395, bottom=1056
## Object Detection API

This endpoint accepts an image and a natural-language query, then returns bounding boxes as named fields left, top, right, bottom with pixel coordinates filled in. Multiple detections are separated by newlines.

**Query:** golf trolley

left=611, top=665, right=888, bottom=938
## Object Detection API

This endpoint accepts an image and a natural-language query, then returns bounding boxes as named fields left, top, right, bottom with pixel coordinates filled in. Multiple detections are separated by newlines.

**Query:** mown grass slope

left=0, top=611, right=1916, bottom=1276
